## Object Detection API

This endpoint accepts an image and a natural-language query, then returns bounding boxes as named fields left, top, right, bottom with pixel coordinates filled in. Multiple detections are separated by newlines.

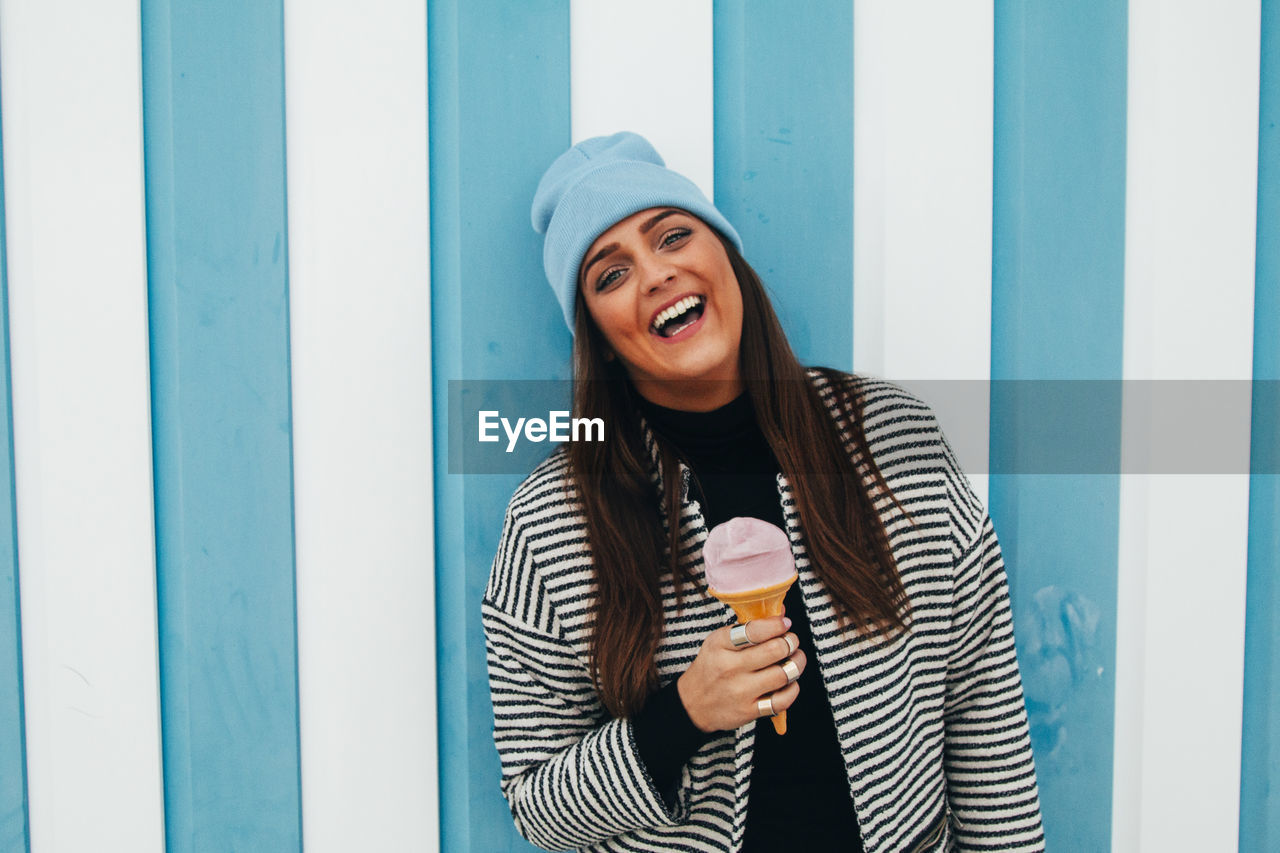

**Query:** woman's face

left=579, top=208, right=744, bottom=411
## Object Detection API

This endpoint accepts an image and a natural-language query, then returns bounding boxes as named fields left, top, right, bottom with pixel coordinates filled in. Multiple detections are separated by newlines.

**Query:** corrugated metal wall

left=0, top=1, right=1274, bottom=850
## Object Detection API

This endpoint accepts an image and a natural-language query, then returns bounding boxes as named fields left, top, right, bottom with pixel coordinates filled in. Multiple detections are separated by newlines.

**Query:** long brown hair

left=569, top=234, right=909, bottom=718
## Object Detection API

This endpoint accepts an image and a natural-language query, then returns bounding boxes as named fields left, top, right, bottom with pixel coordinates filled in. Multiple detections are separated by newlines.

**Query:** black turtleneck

left=629, top=393, right=863, bottom=852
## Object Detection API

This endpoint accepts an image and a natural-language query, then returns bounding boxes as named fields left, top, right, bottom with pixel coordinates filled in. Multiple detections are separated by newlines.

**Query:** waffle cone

left=709, top=574, right=797, bottom=735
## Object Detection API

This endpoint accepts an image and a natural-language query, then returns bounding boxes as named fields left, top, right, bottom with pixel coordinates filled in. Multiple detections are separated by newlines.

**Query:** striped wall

left=1242, top=2, right=1280, bottom=851
left=990, top=4, right=1126, bottom=852
left=1115, top=5, right=1260, bottom=852
left=0, top=60, right=28, bottom=853
left=428, top=3, right=569, bottom=852
left=0, top=2, right=1274, bottom=851
left=286, top=2, right=437, bottom=851
left=3, top=3, right=166, bottom=851
left=143, top=1, right=303, bottom=848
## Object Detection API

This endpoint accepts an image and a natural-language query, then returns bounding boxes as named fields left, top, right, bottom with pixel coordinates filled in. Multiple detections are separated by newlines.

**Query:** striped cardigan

left=483, top=372, right=1045, bottom=852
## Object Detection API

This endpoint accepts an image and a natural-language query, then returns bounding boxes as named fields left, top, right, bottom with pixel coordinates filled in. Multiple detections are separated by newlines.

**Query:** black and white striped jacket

left=483, top=372, right=1045, bottom=852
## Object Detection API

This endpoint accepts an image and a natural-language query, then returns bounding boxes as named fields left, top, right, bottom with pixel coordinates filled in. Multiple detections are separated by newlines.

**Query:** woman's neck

left=630, top=376, right=745, bottom=412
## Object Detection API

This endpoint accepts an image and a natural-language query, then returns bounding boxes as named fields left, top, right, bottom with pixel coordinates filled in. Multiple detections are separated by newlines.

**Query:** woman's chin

left=632, top=356, right=742, bottom=409
left=649, top=350, right=736, bottom=385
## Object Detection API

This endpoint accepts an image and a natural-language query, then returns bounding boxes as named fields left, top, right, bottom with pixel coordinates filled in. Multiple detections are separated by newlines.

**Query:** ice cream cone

left=709, top=576, right=796, bottom=735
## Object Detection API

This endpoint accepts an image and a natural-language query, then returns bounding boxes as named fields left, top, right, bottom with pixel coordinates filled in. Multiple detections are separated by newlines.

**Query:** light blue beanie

left=531, top=131, right=743, bottom=333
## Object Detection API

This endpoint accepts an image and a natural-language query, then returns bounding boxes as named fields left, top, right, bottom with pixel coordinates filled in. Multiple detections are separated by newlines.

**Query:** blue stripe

left=990, top=3, right=1127, bottom=850
left=141, top=2, right=302, bottom=848
left=428, top=1, right=569, bottom=850
left=1241, top=1, right=1280, bottom=848
left=0, top=84, right=31, bottom=853
left=712, top=0, right=854, bottom=370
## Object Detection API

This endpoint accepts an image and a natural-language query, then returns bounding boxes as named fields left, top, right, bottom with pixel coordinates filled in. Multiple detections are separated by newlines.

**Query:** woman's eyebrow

left=583, top=243, right=620, bottom=279
left=639, top=209, right=681, bottom=234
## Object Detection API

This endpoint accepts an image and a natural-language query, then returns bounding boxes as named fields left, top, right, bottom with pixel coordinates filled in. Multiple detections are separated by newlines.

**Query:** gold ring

left=780, top=659, right=801, bottom=684
left=756, top=695, right=776, bottom=718
left=730, top=624, right=753, bottom=648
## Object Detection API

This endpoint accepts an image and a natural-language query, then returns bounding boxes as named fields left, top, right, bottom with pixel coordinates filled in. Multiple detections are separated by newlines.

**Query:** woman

left=483, top=132, right=1044, bottom=852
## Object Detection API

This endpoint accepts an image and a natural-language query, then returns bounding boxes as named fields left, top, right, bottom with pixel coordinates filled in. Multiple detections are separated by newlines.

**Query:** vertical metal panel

left=851, top=0, right=994, bottom=507
left=428, top=1, right=570, bottom=850
left=1, top=1, right=166, bottom=848
left=713, top=0, right=854, bottom=369
left=284, top=1, right=437, bottom=849
left=1116, top=2, right=1259, bottom=849
left=1241, top=1, right=1280, bottom=848
left=0, top=80, right=29, bottom=853
left=570, top=0, right=714, bottom=195
left=140, top=1, right=302, bottom=848
left=990, top=4, right=1128, bottom=850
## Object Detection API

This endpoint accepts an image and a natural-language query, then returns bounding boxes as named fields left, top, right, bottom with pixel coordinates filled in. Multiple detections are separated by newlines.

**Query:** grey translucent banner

left=447, top=379, right=1280, bottom=476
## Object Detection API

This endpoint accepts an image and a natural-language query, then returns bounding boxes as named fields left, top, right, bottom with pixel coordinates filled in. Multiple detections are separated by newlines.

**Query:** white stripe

left=0, top=1, right=165, bottom=850
left=284, top=2, right=437, bottom=849
left=852, top=0, right=993, bottom=506
left=1113, top=2, right=1259, bottom=850
left=570, top=0, right=715, bottom=197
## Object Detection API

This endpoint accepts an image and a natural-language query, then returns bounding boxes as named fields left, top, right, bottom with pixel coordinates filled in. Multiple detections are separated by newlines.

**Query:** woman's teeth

left=651, top=295, right=704, bottom=335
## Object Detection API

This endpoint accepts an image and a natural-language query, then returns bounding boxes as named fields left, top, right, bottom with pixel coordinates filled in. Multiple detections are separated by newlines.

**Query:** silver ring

left=780, top=659, right=801, bottom=684
left=756, top=695, right=776, bottom=718
left=729, top=624, right=753, bottom=648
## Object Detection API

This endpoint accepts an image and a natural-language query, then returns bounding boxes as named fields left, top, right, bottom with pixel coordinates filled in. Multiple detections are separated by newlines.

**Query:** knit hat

left=531, top=131, right=743, bottom=332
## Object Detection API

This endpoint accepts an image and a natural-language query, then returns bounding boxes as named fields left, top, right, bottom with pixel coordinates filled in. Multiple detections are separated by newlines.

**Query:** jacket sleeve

left=940, top=442, right=1046, bottom=851
left=482, top=505, right=679, bottom=851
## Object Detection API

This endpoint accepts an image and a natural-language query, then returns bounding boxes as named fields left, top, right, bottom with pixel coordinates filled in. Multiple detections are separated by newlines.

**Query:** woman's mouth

left=650, top=295, right=706, bottom=338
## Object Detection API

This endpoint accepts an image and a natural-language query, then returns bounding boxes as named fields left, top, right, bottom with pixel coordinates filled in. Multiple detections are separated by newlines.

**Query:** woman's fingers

left=748, top=648, right=806, bottom=695
left=679, top=620, right=807, bottom=732
left=734, top=632, right=801, bottom=672
left=720, top=615, right=789, bottom=649
left=757, top=680, right=801, bottom=716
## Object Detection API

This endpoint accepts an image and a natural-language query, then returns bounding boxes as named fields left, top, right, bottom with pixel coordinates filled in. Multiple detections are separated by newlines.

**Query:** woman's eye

left=660, top=228, right=691, bottom=248
left=596, top=267, right=625, bottom=291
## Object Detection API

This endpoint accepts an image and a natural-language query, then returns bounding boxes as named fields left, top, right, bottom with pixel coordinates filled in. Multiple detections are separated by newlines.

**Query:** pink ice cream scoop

left=702, top=517, right=797, bottom=594
left=702, top=517, right=799, bottom=735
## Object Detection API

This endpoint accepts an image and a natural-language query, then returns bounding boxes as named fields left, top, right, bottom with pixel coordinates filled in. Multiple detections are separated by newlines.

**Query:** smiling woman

left=482, top=132, right=1045, bottom=852
left=579, top=207, right=743, bottom=410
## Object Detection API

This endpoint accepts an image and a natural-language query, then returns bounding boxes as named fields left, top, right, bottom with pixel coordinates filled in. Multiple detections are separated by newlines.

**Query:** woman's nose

left=639, top=255, right=676, bottom=294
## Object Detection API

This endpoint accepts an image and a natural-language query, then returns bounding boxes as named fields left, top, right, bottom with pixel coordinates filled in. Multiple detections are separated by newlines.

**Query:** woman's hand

left=676, top=616, right=806, bottom=733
